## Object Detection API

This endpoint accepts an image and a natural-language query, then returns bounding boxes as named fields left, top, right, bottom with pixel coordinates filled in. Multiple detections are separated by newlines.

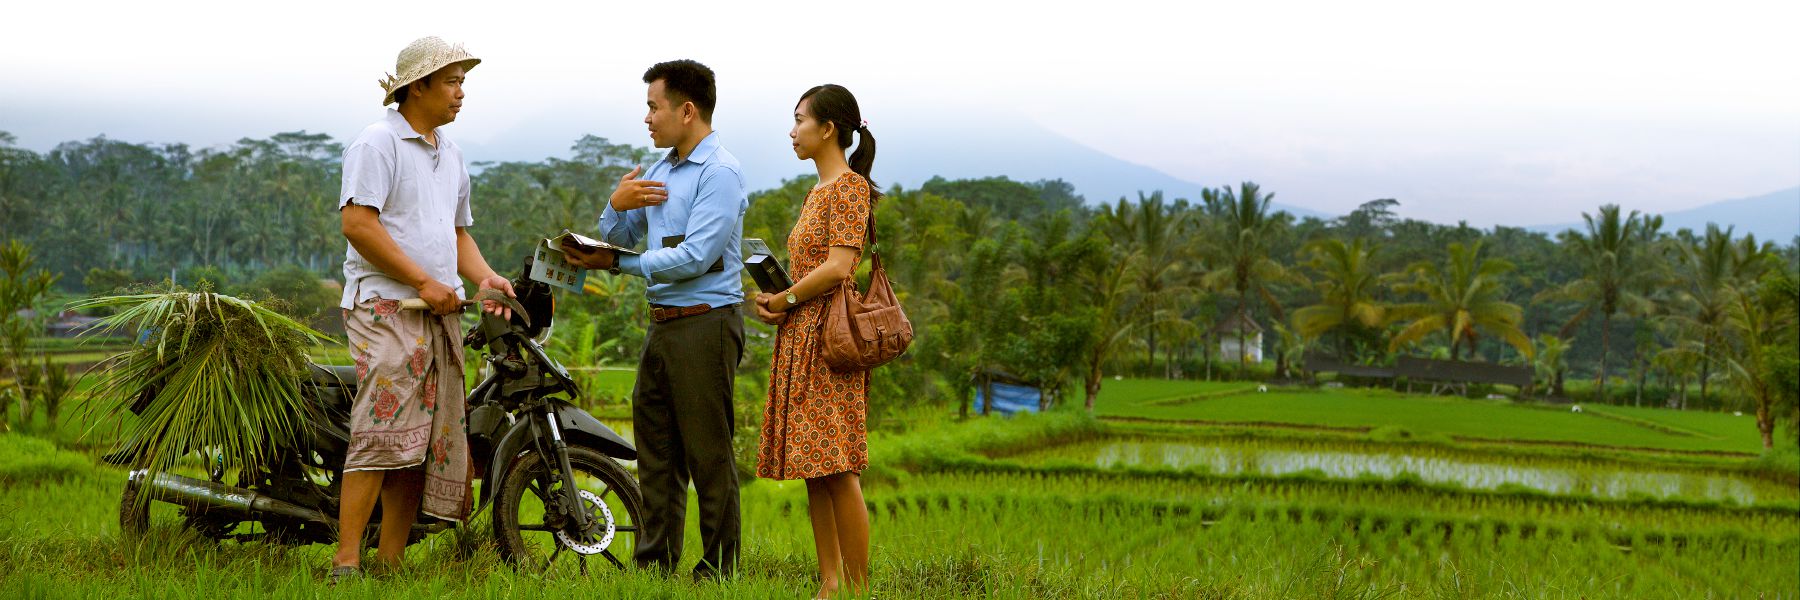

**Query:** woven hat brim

left=381, top=57, right=481, bottom=106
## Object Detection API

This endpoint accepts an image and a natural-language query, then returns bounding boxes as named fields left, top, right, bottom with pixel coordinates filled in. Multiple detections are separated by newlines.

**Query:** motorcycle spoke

left=578, top=555, right=588, bottom=577
left=601, top=549, right=624, bottom=569
left=613, top=525, right=637, bottom=533
left=517, top=523, right=553, bottom=532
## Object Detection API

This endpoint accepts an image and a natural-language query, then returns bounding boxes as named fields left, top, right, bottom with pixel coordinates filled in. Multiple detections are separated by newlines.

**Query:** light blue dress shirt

left=597, top=132, right=748, bottom=307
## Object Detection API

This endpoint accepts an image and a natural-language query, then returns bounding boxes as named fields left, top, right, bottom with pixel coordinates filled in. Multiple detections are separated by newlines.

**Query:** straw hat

left=378, top=37, right=481, bottom=106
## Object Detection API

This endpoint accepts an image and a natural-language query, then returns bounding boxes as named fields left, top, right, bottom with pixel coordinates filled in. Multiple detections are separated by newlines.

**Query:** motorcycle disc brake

left=553, top=489, right=616, bottom=555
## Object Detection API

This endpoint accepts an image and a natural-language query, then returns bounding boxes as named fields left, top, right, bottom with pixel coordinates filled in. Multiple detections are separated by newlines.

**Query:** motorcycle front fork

left=529, top=406, right=594, bottom=533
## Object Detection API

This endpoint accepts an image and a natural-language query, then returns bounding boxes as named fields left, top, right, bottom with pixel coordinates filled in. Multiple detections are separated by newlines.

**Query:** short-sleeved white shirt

left=337, top=109, right=474, bottom=309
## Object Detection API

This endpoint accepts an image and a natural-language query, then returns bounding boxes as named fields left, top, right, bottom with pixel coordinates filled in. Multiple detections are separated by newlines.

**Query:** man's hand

left=417, top=279, right=462, bottom=315
left=608, top=165, right=668, bottom=211
left=476, top=275, right=516, bottom=320
left=752, top=292, right=786, bottom=326
left=561, top=241, right=618, bottom=271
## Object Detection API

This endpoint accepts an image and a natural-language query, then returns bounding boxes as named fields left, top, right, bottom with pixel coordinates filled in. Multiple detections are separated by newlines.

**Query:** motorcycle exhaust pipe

left=128, top=469, right=337, bottom=527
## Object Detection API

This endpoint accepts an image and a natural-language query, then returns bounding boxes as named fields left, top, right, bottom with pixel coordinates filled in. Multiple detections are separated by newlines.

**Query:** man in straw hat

left=330, top=36, right=515, bottom=582
left=562, top=59, right=747, bottom=580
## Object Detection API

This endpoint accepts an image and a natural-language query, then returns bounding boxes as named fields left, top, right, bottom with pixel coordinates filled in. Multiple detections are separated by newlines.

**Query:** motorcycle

left=110, top=256, right=642, bottom=573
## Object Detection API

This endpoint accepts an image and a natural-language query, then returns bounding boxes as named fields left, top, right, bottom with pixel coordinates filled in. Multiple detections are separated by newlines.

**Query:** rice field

left=1, top=378, right=1796, bottom=598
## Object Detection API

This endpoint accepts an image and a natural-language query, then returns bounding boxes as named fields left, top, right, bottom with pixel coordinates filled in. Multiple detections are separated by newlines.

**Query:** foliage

left=1541, top=205, right=1667, bottom=401
left=0, top=239, right=60, bottom=430
left=1291, top=237, right=1387, bottom=359
left=1387, top=240, right=1533, bottom=362
left=70, top=291, right=332, bottom=489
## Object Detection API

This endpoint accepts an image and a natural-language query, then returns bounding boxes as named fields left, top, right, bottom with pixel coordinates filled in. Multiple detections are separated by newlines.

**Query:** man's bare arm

left=340, top=204, right=459, bottom=314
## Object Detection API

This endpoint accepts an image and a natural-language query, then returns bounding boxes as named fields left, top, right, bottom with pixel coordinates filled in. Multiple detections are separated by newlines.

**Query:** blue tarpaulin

left=972, top=381, right=1041, bottom=416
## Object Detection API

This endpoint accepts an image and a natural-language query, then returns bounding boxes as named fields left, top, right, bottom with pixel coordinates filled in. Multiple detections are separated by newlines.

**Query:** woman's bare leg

left=806, top=477, right=843, bottom=598
left=824, top=472, right=869, bottom=595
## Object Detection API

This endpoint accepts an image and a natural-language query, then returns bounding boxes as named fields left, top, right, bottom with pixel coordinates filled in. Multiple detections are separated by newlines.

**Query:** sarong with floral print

left=342, top=297, right=472, bottom=522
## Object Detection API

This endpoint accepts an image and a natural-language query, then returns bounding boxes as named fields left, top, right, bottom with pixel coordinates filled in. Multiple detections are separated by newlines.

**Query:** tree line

left=1, top=130, right=1795, bottom=449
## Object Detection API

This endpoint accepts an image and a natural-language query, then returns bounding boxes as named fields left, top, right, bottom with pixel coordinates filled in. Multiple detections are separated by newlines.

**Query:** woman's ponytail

left=848, top=125, right=880, bottom=202
left=798, top=84, right=881, bottom=202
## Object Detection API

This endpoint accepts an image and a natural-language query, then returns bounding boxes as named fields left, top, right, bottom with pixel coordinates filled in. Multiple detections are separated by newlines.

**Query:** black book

left=743, top=238, right=792, bottom=293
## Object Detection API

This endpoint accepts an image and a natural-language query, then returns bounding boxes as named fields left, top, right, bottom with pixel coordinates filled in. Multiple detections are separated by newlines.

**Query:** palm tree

left=1541, top=205, right=1663, bottom=402
left=1078, top=225, right=1140, bottom=410
left=1199, top=182, right=1292, bottom=374
left=1100, top=192, right=1190, bottom=375
left=1668, top=225, right=1772, bottom=406
left=1389, top=240, right=1534, bottom=361
left=1535, top=334, right=1574, bottom=398
left=1291, top=238, right=1387, bottom=359
left=1720, top=267, right=1798, bottom=450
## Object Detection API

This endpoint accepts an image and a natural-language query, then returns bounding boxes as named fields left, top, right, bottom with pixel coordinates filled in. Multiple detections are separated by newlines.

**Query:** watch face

left=786, top=293, right=799, bottom=305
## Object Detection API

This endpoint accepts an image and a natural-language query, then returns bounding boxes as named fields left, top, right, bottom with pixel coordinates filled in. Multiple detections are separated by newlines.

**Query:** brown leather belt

left=649, top=303, right=735, bottom=323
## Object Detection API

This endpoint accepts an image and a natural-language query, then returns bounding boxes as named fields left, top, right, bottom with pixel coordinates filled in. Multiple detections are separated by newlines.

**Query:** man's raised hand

left=609, top=165, right=668, bottom=211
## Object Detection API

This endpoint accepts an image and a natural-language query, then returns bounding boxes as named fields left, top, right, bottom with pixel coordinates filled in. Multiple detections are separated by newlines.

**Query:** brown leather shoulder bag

left=821, top=191, right=913, bottom=371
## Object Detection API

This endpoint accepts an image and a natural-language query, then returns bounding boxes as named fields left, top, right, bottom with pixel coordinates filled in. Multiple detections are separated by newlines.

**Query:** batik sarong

left=342, top=297, right=471, bottom=521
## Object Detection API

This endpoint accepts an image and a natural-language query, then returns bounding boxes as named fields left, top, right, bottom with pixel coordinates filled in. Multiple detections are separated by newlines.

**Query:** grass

left=3, top=376, right=1797, bottom=598
left=1094, top=379, right=1770, bottom=455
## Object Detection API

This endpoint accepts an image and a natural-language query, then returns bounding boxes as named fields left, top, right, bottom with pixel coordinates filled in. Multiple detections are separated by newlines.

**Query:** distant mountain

left=1526, top=187, right=1799, bottom=242
left=460, top=108, right=1330, bottom=220
left=868, top=117, right=1329, bottom=219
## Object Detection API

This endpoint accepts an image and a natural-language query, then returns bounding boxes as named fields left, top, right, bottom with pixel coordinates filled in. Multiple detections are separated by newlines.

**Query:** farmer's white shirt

left=337, top=109, right=473, bottom=310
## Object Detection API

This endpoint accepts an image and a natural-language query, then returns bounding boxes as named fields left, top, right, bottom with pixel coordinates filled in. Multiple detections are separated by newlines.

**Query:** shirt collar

left=665, top=131, right=721, bottom=166
left=385, top=108, right=429, bottom=141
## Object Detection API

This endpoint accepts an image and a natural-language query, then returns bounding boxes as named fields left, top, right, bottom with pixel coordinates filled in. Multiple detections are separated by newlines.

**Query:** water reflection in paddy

left=1010, top=438, right=1791, bottom=504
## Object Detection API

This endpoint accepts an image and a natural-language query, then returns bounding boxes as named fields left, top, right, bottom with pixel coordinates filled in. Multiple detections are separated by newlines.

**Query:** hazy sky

left=3, top=0, right=1796, bottom=225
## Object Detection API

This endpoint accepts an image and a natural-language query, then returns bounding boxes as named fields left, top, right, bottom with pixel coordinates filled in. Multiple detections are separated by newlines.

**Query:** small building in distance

left=1214, top=312, right=1264, bottom=364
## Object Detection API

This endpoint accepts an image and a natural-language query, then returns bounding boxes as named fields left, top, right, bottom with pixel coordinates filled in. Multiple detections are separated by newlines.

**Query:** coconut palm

left=1720, top=267, right=1798, bottom=450
left=1078, top=228, right=1140, bottom=410
left=1667, top=225, right=1773, bottom=406
left=1540, top=204, right=1664, bottom=402
left=1199, top=182, right=1292, bottom=374
left=1535, top=334, right=1574, bottom=398
left=1291, top=237, right=1387, bottom=359
left=1389, top=240, right=1534, bottom=361
left=1100, top=192, right=1191, bottom=374
left=73, top=291, right=332, bottom=492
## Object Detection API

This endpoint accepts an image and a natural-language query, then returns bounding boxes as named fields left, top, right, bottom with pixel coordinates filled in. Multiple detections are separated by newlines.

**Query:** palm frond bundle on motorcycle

left=74, top=291, right=333, bottom=486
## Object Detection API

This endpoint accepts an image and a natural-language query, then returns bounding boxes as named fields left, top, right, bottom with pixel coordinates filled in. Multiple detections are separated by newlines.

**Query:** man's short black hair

left=393, top=71, right=431, bottom=107
left=643, top=60, right=716, bottom=122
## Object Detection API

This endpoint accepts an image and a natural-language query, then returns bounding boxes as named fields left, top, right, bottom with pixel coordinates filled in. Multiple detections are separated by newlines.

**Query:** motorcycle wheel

left=492, top=445, right=642, bottom=572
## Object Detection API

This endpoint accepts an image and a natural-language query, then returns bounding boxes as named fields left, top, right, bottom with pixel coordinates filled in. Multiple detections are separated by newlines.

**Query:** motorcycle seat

left=309, top=363, right=358, bottom=388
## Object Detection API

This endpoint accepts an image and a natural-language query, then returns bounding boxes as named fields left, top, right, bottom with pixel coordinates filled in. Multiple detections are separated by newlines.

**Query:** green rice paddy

left=1, top=377, right=1794, bottom=598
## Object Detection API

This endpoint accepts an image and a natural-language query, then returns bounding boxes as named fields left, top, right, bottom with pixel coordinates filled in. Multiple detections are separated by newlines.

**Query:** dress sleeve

left=825, top=175, right=871, bottom=249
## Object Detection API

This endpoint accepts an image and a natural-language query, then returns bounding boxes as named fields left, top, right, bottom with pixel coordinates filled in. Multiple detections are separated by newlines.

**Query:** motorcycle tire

left=492, top=444, right=642, bottom=571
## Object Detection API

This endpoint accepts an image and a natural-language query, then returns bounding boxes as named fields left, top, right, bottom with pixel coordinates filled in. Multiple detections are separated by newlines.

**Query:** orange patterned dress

left=756, top=173, right=873, bottom=480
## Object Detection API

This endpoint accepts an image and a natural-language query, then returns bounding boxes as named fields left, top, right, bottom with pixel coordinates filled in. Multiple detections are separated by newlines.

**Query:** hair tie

left=859, top=119, right=870, bottom=130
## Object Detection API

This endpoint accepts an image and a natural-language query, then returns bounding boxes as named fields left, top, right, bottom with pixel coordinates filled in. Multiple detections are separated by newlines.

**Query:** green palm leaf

left=72, top=291, right=332, bottom=493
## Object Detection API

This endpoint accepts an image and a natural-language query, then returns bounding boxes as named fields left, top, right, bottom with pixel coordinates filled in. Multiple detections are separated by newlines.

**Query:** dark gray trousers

left=631, top=305, right=743, bottom=575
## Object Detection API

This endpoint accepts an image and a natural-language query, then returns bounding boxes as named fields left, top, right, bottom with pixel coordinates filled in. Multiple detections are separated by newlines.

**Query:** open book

left=531, top=229, right=641, bottom=293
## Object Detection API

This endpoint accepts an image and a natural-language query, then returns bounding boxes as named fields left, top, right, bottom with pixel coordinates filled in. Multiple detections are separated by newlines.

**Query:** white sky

left=3, top=0, right=1796, bottom=225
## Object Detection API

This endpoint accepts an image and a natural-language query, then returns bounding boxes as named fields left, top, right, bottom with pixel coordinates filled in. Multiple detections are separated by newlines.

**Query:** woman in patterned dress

left=751, top=84, right=880, bottom=599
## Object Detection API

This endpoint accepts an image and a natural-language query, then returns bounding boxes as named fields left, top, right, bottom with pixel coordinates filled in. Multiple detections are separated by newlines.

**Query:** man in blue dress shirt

left=563, top=59, right=747, bottom=579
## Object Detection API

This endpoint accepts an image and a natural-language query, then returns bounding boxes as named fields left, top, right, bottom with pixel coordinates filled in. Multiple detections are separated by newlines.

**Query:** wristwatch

left=784, top=291, right=799, bottom=310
